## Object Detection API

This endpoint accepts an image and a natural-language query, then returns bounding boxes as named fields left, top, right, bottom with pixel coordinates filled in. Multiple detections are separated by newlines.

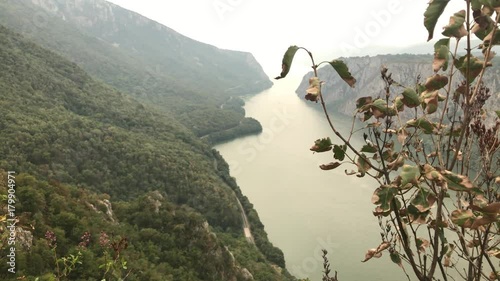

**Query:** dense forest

left=0, top=24, right=295, bottom=280
left=0, top=0, right=271, bottom=144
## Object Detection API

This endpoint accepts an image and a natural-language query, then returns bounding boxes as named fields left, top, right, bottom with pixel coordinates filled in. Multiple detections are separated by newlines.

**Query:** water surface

left=215, top=80, right=406, bottom=281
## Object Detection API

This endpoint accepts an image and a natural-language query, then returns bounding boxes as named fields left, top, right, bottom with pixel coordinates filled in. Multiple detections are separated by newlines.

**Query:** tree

left=276, top=1, right=500, bottom=280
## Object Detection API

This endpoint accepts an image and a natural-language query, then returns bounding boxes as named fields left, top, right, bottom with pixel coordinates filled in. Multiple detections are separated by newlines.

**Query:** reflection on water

left=215, top=80, right=405, bottom=281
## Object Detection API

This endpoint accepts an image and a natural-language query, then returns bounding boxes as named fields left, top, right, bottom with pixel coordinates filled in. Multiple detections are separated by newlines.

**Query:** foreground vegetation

left=0, top=25, right=293, bottom=280
left=276, top=1, right=499, bottom=280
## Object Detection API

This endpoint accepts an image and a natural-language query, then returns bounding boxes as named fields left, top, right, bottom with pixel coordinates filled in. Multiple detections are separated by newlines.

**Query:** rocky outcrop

left=86, top=199, right=115, bottom=222
left=296, top=54, right=500, bottom=118
left=146, top=190, right=163, bottom=214
left=16, top=227, right=33, bottom=250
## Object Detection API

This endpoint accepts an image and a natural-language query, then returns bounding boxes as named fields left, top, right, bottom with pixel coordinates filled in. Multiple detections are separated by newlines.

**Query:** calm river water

left=215, top=80, right=406, bottom=281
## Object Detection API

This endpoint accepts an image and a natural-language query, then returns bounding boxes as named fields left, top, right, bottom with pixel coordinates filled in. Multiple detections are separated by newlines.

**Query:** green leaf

left=356, top=96, right=373, bottom=110
left=473, top=195, right=489, bottom=209
left=445, top=126, right=462, bottom=136
left=372, top=185, right=398, bottom=213
left=333, top=145, right=347, bottom=161
left=416, top=238, right=430, bottom=253
left=390, top=251, right=403, bottom=268
left=454, top=55, right=491, bottom=82
left=433, top=38, right=450, bottom=72
left=310, top=137, right=333, bottom=153
left=422, top=164, right=447, bottom=186
left=382, top=148, right=396, bottom=162
left=469, top=199, right=500, bottom=229
left=373, top=197, right=401, bottom=216
left=406, top=118, right=437, bottom=134
left=443, top=244, right=455, bottom=267
left=471, top=7, right=495, bottom=40
left=411, top=187, right=437, bottom=212
left=417, top=83, right=427, bottom=94
left=441, top=170, right=483, bottom=194
left=361, top=145, right=378, bottom=153
left=442, top=10, right=468, bottom=39
left=451, top=209, right=475, bottom=227
left=425, top=74, right=449, bottom=90
left=407, top=204, right=431, bottom=224
left=483, top=28, right=500, bottom=47
left=362, top=111, right=374, bottom=122
left=401, top=88, right=421, bottom=108
left=400, top=165, right=421, bottom=188
left=470, top=0, right=482, bottom=10
left=420, top=90, right=439, bottom=114
left=424, top=0, right=450, bottom=41
left=372, top=99, right=389, bottom=118
left=386, top=107, right=398, bottom=117
left=496, top=110, right=500, bottom=118
left=479, top=0, right=500, bottom=10
left=439, top=240, right=449, bottom=258
left=357, top=153, right=371, bottom=177
left=275, top=45, right=299, bottom=79
left=328, top=60, right=356, bottom=87
left=319, top=162, right=341, bottom=170
left=394, top=97, right=404, bottom=112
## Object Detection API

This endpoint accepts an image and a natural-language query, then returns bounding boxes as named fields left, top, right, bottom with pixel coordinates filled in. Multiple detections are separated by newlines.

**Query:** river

left=215, top=80, right=406, bottom=281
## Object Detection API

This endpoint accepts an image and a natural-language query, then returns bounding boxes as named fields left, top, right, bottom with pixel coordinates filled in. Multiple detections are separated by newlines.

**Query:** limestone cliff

left=296, top=54, right=500, bottom=117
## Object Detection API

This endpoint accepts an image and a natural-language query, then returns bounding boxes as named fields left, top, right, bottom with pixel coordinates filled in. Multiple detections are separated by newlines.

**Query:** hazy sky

left=106, top=0, right=465, bottom=75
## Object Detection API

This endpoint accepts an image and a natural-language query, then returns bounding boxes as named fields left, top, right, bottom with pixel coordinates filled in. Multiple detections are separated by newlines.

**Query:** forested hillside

left=0, top=0, right=271, bottom=142
left=0, top=25, right=295, bottom=280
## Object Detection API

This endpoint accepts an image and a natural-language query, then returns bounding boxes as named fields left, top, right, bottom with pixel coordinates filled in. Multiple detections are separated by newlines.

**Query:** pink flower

left=45, top=230, right=57, bottom=248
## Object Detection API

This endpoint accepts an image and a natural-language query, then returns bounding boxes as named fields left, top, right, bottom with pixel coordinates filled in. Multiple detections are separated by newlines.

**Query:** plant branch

left=306, top=49, right=424, bottom=279
left=437, top=39, right=460, bottom=169
left=305, top=50, right=385, bottom=175
left=427, top=188, right=445, bottom=280
left=449, top=10, right=500, bottom=170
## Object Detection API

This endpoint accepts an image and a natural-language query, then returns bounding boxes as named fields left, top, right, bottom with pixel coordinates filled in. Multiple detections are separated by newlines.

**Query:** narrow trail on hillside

left=213, top=158, right=255, bottom=245
left=234, top=195, right=255, bottom=245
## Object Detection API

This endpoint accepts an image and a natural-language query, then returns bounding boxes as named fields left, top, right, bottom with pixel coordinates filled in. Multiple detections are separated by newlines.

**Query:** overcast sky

left=106, top=0, right=465, bottom=75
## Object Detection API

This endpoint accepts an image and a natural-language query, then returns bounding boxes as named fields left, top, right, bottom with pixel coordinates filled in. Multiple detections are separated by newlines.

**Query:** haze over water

left=215, top=80, right=407, bottom=281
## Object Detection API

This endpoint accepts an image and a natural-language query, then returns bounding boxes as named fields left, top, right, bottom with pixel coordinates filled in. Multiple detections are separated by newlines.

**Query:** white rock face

left=296, top=54, right=500, bottom=119
left=16, top=227, right=34, bottom=250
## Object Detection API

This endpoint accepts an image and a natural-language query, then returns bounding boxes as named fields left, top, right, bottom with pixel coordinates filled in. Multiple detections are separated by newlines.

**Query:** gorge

left=1, top=0, right=499, bottom=280
left=215, top=78, right=407, bottom=281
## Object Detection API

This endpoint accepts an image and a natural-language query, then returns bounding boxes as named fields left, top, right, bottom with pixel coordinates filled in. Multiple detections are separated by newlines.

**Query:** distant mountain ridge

left=30, top=0, right=272, bottom=95
left=0, top=0, right=271, bottom=141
